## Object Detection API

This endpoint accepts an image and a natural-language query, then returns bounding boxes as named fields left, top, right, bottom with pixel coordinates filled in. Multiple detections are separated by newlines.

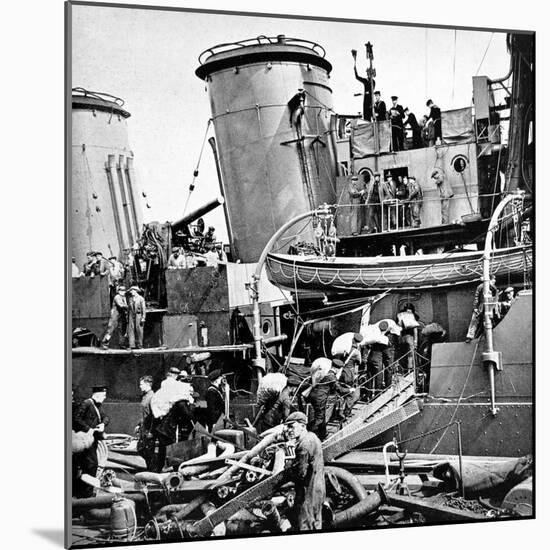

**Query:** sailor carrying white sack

left=362, top=319, right=402, bottom=398
left=331, top=331, right=364, bottom=378
left=150, top=367, right=196, bottom=472
left=396, top=303, right=421, bottom=373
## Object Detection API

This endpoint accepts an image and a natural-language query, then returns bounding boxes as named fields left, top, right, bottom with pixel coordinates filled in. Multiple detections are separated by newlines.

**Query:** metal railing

left=198, top=35, right=326, bottom=65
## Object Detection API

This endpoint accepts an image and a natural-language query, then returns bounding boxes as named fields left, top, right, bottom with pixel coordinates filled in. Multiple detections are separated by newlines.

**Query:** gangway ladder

left=323, top=371, right=419, bottom=462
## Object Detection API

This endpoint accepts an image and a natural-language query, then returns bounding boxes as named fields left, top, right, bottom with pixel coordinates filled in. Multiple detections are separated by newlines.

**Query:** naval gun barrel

left=171, top=196, right=224, bottom=233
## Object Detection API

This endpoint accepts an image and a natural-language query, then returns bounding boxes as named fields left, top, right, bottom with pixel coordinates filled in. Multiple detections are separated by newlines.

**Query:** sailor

left=93, top=251, right=110, bottom=277
left=418, top=322, right=447, bottom=391
left=204, top=226, right=216, bottom=246
left=388, top=96, right=405, bottom=151
left=308, top=360, right=347, bottom=440
left=204, top=244, right=219, bottom=267
left=215, top=243, right=228, bottom=264
left=379, top=174, right=396, bottom=231
left=136, top=375, right=156, bottom=471
left=151, top=367, right=195, bottom=471
left=107, top=255, right=125, bottom=302
left=366, top=321, right=395, bottom=397
left=426, top=99, right=442, bottom=144
left=73, top=385, right=110, bottom=497
left=364, top=172, right=381, bottom=233
left=256, top=384, right=293, bottom=434
left=205, top=369, right=226, bottom=431
left=194, top=217, right=205, bottom=237
left=72, top=257, right=83, bottom=278
left=283, top=412, right=325, bottom=532
left=431, top=170, right=454, bottom=224
left=498, top=286, right=516, bottom=320
left=338, top=355, right=360, bottom=417
left=167, top=248, right=186, bottom=269
left=397, top=303, right=421, bottom=373
left=83, top=251, right=97, bottom=276
left=373, top=91, right=387, bottom=122
left=420, top=115, right=432, bottom=147
left=352, top=49, right=375, bottom=121
left=465, top=275, right=498, bottom=342
left=406, top=176, right=423, bottom=228
left=127, top=286, right=146, bottom=349
left=404, top=107, right=423, bottom=149
left=348, top=175, right=366, bottom=235
left=101, top=285, right=128, bottom=349
left=395, top=176, right=409, bottom=229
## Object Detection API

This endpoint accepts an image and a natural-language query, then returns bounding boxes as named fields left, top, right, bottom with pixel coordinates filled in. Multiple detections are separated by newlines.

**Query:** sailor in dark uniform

left=373, top=91, right=387, bottom=122
left=426, top=99, right=442, bottom=144
left=73, top=385, right=110, bottom=497
left=388, top=96, right=405, bottom=151
left=205, top=369, right=226, bottom=431
left=352, top=49, right=375, bottom=121
left=404, top=107, right=422, bottom=149
left=283, top=412, right=325, bottom=532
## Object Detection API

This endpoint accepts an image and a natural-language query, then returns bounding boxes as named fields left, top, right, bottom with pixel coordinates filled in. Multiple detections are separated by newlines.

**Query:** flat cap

left=284, top=411, right=308, bottom=425
left=167, top=366, right=180, bottom=375
left=92, top=385, right=107, bottom=393
left=391, top=95, right=398, bottom=100
left=353, top=332, right=363, bottom=343
left=208, top=368, right=222, bottom=381
left=332, top=358, right=345, bottom=369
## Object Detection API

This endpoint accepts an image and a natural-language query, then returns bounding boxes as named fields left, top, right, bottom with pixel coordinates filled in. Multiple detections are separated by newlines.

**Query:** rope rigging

left=182, top=119, right=212, bottom=217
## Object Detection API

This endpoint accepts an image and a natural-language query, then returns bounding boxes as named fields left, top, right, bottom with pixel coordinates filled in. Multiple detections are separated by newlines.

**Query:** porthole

left=262, top=320, right=272, bottom=335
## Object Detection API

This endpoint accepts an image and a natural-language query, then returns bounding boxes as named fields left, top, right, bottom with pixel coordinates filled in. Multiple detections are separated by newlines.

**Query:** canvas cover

left=351, top=119, right=391, bottom=158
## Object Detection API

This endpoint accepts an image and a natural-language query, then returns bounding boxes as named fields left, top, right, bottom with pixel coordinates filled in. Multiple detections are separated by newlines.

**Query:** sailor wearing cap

left=348, top=175, right=366, bottom=235
left=101, top=285, right=128, bottom=350
left=283, top=411, right=325, bottom=532
left=366, top=320, right=397, bottom=396
left=406, top=176, right=423, bottom=227
left=307, top=359, right=348, bottom=441
left=373, top=91, right=387, bottom=121
left=205, top=369, right=226, bottom=430
left=73, top=385, right=110, bottom=498
left=167, top=248, right=186, bottom=269
left=107, top=255, right=125, bottom=301
left=498, top=286, right=516, bottom=320
left=72, top=257, right=83, bottom=278
left=431, top=169, right=454, bottom=224
left=127, top=286, right=146, bottom=349
left=388, top=96, right=405, bottom=151
left=363, top=172, right=381, bottom=233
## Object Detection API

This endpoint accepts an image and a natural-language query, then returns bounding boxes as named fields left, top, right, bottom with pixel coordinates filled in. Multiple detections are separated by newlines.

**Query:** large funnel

left=196, top=36, right=338, bottom=262
left=71, top=88, right=145, bottom=265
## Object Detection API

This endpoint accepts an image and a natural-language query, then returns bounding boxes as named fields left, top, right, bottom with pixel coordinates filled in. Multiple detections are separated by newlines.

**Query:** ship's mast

left=365, top=42, right=379, bottom=172
left=503, top=34, right=534, bottom=194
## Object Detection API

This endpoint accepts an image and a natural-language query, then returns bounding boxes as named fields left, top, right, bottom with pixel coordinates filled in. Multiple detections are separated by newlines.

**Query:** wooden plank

left=72, top=334, right=287, bottom=356
left=332, top=450, right=515, bottom=467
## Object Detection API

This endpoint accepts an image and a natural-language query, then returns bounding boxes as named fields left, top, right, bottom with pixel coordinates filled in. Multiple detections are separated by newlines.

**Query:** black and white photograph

left=65, top=1, right=534, bottom=547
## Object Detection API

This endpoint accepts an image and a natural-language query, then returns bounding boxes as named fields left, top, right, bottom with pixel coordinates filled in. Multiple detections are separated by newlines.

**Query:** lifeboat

left=266, top=244, right=532, bottom=292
